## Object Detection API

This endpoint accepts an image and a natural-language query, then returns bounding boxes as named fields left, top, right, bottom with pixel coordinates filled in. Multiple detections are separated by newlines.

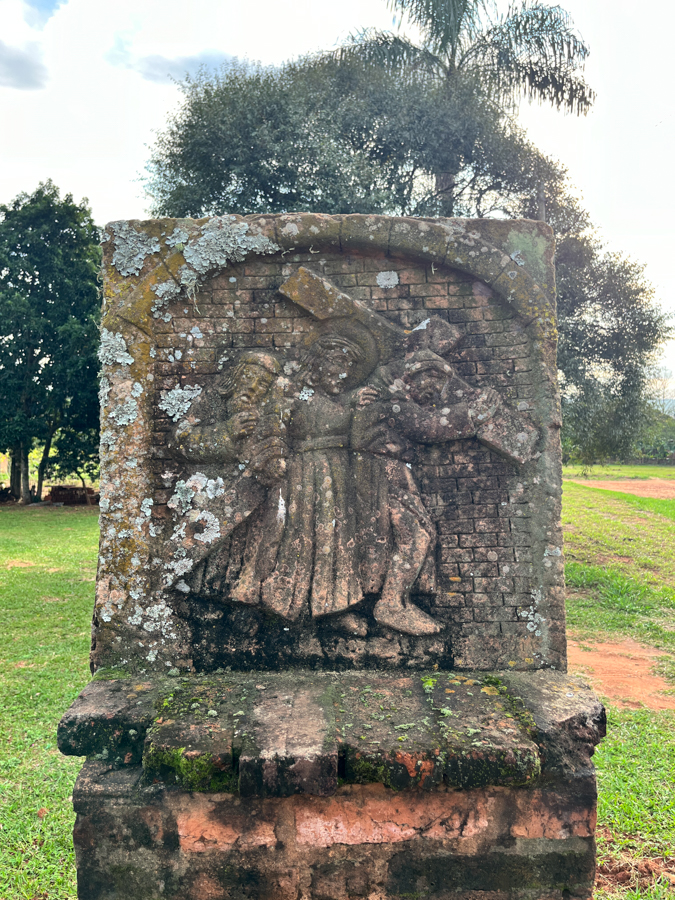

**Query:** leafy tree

left=146, top=61, right=392, bottom=218
left=48, top=426, right=100, bottom=493
left=146, top=58, right=563, bottom=220
left=0, top=182, right=101, bottom=502
left=648, top=367, right=675, bottom=418
left=636, top=407, right=675, bottom=460
left=147, top=2, right=592, bottom=219
left=144, top=4, right=669, bottom=465
left=338, top=0, right=593, bottom=111
left=332, top=0, right=593, bottom=213
left=556, top=247, right=671, bottom=465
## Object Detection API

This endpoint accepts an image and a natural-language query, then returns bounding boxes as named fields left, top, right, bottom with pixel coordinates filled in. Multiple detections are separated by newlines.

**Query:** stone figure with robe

left=161, top=268, right=539, bottom=637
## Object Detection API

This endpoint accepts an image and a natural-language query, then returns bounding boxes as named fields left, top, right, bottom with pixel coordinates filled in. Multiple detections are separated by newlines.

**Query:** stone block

left=64, top=670, right=604, bottom=900
left=62, top=214, right=592, bottom=898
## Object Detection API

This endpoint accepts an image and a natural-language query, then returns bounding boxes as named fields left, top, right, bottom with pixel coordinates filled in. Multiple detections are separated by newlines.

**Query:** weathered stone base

left=61, top=669, right=604, bottom=899
left=73, top=762, right=596, bottom=900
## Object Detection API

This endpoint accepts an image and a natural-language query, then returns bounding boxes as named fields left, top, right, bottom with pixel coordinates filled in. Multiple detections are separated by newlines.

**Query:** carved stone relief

left=159, top=268, right=539, bottom=640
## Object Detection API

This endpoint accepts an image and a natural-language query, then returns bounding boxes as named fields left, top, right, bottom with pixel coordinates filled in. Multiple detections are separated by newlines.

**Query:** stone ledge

left=59, top=670, right=604, bottom=798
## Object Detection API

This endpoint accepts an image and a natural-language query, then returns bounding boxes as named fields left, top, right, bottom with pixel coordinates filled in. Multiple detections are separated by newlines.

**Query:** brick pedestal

left=60, top=670, right=605, bottom=900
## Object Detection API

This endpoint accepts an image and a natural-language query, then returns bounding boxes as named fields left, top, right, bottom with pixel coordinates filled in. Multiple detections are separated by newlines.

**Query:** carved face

left=306, top=339, right=361, bottom=395
left=227, top=364, right=275, bottom=414
left=406, top=369, right=448, bottom=406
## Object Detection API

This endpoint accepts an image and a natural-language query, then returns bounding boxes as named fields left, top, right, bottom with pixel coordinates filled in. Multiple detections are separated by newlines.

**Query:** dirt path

left=568, top=637, right=675, bottom=710
left=567, top=478, right=675, bottom=499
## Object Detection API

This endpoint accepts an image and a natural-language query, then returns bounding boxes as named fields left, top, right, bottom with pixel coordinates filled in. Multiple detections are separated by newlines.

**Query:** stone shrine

left=59, top=214, right=605, bottom=899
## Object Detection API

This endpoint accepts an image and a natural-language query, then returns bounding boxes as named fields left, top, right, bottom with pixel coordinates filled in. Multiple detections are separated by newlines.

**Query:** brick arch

left=265, top=214, right=556, bottom=346
left=106, top=213, right=555, bottom=353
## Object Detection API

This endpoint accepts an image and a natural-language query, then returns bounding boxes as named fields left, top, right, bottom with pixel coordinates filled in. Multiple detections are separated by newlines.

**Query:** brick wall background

left=144, top=248, right=558, bottom=671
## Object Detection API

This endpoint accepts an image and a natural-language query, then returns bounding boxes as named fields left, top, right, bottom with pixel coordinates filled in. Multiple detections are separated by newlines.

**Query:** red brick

left=473, top=577, right=514, bottom=594
left=459, top=562, right=499, bottom=577
left=459, top=533, right=498, bottom=548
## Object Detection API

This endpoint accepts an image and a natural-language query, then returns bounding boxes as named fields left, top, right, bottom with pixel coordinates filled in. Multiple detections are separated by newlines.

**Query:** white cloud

left=134, top=51, right=234, bottom=83
left=0, top=39, right=47, bottom=89
left=0, top=0, right=395, bottom=226
left=23, top=0, right=66, bottom=27
left=105, top=35, right=234, bottom=84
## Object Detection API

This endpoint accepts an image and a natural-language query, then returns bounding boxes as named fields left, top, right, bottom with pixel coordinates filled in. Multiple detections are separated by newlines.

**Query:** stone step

left=59, top=669, right=604, bottom=798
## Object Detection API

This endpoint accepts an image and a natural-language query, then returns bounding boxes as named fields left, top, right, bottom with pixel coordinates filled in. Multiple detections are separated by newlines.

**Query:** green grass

left=565, top=563, right=675, bottom=679
left=563, top=482, right=675, bottom=895
left=1, top=490, right=675, bottom=898
left=572, top=487, right=675, bottom=524
left=562, top=482, right=675, bottom=590
left=596, top=707, right=675, bottom=856
left=563, top=482, right=675, bottom=685
left=594, top=708, right=675, bottom=899
left=0, top=506, right=97, bottom=900
left=563, top=463, right=675, bottom=480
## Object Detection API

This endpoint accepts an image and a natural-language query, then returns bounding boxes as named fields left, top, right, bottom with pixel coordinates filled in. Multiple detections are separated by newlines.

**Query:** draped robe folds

left=163, top=382, right=286, bottom=590
left=352, top=394, right=477, bottom=598
left=182, top=386, right=477, bottom=618
left=225, top=390, right=362, bottom=620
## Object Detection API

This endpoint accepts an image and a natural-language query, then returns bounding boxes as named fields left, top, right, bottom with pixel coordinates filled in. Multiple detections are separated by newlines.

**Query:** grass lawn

left=1, top=488, right=674, bottom=898
left=0, top=506, right=97, bottom=900
left=562, top=484, right=675, bottom=672
left=563, top=481, right=675, bottom=896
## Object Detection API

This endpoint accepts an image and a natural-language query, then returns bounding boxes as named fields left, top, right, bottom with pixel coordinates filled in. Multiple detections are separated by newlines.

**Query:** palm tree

left=334, top=0, right=593, bottom=213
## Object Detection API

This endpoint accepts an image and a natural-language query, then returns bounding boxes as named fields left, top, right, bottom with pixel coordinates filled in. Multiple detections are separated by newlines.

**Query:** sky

left=1, top=0, right=674, bottom=377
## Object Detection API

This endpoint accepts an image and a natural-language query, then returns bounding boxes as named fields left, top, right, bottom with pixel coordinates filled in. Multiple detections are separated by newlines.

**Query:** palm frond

left=387, top=0, right=495, bottom=58
left=462, top=1, right=594, bottom=113
left=333, top=31, right=446, bottom=77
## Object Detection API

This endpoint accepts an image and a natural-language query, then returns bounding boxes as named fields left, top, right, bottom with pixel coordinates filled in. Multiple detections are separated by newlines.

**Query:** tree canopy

left=556, top=235, right=670, bottom=464
left=145, top=58, right=564, bottom=220
left=144, top=1, right=670, bottom=464
left=0, top=181, right=101, bottom=502
left=337, top=0, right=594, bottom=111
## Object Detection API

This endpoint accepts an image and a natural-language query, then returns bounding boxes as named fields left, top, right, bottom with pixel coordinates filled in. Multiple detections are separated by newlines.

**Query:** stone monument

left=59, top=214, right=605, bottom=900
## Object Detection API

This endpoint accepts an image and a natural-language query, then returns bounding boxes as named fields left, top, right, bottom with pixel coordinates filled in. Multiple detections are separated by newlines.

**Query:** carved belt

left=296, top=435, right=349, bottom=452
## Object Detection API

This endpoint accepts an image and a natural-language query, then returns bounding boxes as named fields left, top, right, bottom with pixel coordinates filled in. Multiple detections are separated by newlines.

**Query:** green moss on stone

left=143, top=744, right=237, bottom=792
left=348, top=754, right=398, bottom=790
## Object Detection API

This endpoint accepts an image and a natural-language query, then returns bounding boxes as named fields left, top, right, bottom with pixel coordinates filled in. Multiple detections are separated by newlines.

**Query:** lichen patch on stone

left=151, top=280, right=181, bottom=318
left=165, top=226, right=189, bottom=248
left=376, top=271, right=400, bottom=289
left=108, top=398, right=138, bottom=427
left=182, top=217, right=279, bottom=275
left=167, top=482, right=195, bottom=515
left=108, top=222, right=161, bottom=276
left=99, top=329, right=134, bottom=367
left=158, top=385, right=202, bottom=422
left=193, top=511, right=221, bottom=544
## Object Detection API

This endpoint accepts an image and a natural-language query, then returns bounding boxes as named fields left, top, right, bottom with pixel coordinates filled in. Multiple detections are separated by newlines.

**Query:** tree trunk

left=435, top=172, right=455, bottom=217
left=537, top=181, right=546, bottom=222
left=19, top=444, right=31, bottom=505
left=10, top=450, right=21, bottom=500
left=77, top=471, right=93, bottom=505
left=36, top=429, right=55, bottom=502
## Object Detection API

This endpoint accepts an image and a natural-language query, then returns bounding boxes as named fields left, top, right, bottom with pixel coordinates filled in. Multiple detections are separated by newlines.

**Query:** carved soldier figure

left=353, top=351, right=480, bottom=635
left=168, top=350, right=287, bottom=483
left=162, top=351, right=287, bottom=591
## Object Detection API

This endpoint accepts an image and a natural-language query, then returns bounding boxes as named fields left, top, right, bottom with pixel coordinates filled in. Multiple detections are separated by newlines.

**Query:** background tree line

left=0, top=182, right=100, bottom=504
left=1, top=1, right=671, bottom=495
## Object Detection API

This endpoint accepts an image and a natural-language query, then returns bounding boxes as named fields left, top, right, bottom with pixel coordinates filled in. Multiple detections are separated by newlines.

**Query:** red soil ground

left=568, top=478, right=675, bottom=499
left=568, top=637, right=675, bottom=710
